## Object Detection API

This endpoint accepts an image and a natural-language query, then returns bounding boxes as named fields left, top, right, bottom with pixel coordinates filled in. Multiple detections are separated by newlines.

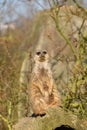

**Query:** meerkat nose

left=41, top=53, right=45, bottom=57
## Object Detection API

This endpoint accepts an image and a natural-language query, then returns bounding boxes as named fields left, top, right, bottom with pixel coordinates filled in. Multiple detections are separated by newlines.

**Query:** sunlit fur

left=30, top=50, right=61, bottom=115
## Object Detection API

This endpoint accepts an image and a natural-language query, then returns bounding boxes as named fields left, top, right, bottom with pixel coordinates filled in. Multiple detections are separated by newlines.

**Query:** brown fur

left=30, top=50, right=61, bottom=115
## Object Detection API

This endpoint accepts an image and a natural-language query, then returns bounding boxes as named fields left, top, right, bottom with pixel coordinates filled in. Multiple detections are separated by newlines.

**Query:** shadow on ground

left=54, top=125, right=75, bottom=130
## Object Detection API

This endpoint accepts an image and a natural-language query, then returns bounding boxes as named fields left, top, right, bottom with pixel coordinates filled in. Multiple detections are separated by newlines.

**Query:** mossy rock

left=13, top=107, right=87, bottom=130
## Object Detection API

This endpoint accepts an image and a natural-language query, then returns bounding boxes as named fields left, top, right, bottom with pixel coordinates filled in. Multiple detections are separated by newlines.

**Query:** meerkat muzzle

left=39, top=56, right=45, bottom=62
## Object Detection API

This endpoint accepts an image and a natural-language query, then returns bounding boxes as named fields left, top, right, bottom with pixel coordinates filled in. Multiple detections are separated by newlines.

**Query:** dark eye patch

left=36, top=51, right=41, bottom=55
left=43, top=50, right=47, bottom=54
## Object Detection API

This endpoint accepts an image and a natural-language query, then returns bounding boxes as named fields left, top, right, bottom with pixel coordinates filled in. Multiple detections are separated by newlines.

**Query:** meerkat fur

left=30, top=50, right=61, bottom=116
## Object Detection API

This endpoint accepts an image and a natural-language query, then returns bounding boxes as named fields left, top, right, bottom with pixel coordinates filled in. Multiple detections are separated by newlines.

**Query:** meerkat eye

left=43, top=50, right=47, bottom=55
left=36, top=51, right=41, bottom=55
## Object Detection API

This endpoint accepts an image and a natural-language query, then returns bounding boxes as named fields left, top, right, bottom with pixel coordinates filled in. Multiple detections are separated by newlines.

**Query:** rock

left=13, top=107, right=87, bottom=130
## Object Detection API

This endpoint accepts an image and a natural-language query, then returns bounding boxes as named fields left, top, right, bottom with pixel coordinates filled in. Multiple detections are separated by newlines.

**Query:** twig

left=3, top=40, right=16, bottom=68
left=0, top=114, right=12, bottom=130
left=73, top=0, right=87, bottom=16
left=51, top=6, right=79, bottom=60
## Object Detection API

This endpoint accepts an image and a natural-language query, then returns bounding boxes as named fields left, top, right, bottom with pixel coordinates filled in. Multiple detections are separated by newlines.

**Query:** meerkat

left=30, top=50, right=61, bottom=117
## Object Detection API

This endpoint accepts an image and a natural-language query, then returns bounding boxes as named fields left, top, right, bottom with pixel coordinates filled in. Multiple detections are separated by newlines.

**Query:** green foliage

left=64, top=38, right=87, bottom=118
left=0, top=31, right=23, bottom=129
left=52, top=0, right=87, bottom=118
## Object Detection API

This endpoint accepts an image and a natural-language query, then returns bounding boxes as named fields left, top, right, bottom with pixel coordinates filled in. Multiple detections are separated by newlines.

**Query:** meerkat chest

left=32, top=64, right=53, bottom=91
left=39, top=67, right=50, bottom=79
left=39, top=68, right=51, bottom=90
left=39, top=67, right=47, bottom=76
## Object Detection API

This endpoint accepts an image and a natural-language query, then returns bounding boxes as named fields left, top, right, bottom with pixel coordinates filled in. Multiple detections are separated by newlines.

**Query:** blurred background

left=0, top=0, right=87, bottom=130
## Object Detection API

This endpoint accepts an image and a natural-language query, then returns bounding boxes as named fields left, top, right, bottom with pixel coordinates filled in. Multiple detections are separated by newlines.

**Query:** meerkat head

left=34, top=50, right=49, bottom=63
